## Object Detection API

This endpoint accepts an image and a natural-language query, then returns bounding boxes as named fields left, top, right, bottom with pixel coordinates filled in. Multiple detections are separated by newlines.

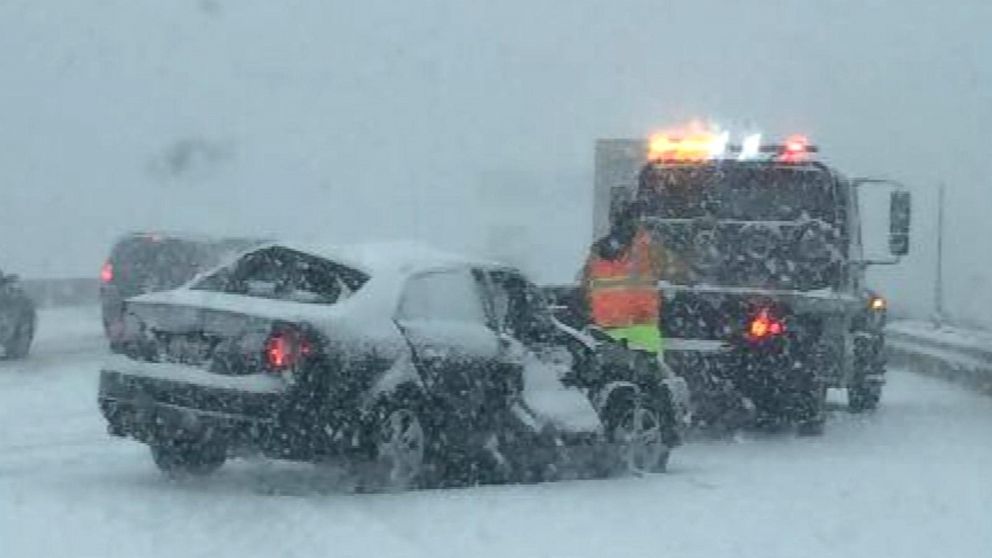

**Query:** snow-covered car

left=0, top=270, right=36, bottom=360
left=97, top=241, right=688, bottom=487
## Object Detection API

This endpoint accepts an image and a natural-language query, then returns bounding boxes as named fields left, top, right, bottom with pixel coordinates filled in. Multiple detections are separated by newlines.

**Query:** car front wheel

left=355, top=400, right=443, bottom=492
left=606, top=392, right=669, bottom=474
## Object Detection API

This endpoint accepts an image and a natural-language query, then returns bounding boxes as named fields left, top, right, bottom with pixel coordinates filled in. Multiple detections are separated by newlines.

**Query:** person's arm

left=576, top=254, right=596, bottom=326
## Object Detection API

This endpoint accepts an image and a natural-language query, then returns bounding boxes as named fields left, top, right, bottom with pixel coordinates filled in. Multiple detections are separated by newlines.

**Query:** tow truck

left=552, top=123, right=912, bottom=435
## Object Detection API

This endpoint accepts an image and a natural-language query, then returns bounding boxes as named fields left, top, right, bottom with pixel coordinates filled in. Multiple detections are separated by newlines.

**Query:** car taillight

left=100, top=261, right=114, bottom=284
left=264, top=328, right=313, bottom=372
left=747, top=309, right=785, bottom=342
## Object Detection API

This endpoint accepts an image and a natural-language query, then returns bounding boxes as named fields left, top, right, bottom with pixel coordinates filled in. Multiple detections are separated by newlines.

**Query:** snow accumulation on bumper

left=98, top=356, right=286, bottom=446
left=887, top=320, right=992, bottom=395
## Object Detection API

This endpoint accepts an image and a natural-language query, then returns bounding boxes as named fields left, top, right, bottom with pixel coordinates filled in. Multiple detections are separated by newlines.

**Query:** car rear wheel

left=150, top=437, right=227, bottom=478
left=377, top=408, right=427, bottom=488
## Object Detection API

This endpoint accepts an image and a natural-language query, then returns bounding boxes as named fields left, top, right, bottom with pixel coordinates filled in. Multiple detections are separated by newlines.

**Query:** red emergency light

left=775, top=134, right=815, bottom=163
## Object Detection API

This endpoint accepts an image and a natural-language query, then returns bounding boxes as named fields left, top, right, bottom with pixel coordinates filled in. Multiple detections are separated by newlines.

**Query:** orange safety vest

left=585, top=228, right=661, bottom=329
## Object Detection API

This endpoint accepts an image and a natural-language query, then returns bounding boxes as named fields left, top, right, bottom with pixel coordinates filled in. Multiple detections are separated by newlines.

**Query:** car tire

left=604, top=390, right=669, bottom=474
left=150, top=437, right=227, bottom=478
left=4, top=313, right=34, bottom=360
left=357, top=396, right=443, bottom=492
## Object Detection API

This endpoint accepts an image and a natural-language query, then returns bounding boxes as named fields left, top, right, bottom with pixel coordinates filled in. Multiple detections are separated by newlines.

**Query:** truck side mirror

left=889, top=190, right=911, bottom=256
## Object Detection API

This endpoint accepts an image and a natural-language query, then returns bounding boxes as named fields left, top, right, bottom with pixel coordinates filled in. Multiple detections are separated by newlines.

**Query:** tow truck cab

left=592, top=129, right=911, bottom=431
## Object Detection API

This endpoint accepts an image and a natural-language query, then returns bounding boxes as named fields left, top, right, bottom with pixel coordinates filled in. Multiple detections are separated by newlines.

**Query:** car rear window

left=191, top=246, right=369, bottom=305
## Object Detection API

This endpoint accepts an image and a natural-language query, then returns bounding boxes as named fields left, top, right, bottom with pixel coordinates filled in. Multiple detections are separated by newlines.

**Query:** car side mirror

left=889, top=190, right=911, bottom=256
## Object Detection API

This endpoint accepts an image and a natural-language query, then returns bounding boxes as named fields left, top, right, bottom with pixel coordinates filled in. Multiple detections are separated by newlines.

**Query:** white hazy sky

left=0, top=0, right=989, bottom=325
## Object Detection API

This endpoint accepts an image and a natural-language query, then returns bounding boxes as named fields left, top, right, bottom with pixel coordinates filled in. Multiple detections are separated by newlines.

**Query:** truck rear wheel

left=795, top=384, right=827, bottom=437
left=848, top=382, right=882, bottom=412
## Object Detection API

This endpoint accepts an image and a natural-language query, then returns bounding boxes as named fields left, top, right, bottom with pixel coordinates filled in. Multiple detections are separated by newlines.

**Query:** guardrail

left=886, top=321, right=992, bottom=396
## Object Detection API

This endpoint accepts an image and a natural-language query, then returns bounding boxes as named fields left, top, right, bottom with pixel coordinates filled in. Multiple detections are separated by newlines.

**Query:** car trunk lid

left=121, top=295, right=307, bottom=376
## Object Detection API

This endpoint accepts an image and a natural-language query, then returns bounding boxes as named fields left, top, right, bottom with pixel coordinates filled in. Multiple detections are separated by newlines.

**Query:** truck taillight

left=747, top=309, right=785, bottom=342
left=264, top=328, right=313, bottom=372
left=100, top=261, right=114, bottom=284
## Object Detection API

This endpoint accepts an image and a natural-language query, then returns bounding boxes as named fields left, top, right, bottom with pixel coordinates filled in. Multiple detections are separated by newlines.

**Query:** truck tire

left=150, top=437, right=227, bottom=478
left=848, top=382, right=882, bottom=412
left=795, top=384, right=827, bottom=437
left=4, top=314, right=34, bottom=360
left=849, top=333, right=885, bottom=413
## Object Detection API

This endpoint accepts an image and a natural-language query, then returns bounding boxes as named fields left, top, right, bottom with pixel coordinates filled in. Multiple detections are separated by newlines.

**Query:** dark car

left=0, top=271, right=36, bottom=360
left=100, top=233, right=261, bottom=349
left=98, top=241, right=688, bottom=488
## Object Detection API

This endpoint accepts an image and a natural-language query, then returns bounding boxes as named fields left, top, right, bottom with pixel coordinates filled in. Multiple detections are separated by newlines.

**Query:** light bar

left=647, top=126, right=818, bottom=164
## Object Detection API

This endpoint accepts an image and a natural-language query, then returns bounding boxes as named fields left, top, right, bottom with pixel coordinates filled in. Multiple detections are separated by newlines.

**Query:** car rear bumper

left=98, top=357, right=287, bottom=451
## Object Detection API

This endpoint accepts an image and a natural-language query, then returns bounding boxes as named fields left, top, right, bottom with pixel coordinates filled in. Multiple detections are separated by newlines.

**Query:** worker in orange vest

left=581, top=201, right=666, bottom=354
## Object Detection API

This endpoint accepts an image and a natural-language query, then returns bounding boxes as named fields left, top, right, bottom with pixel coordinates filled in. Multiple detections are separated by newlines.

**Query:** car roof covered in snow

left=133, top=240, right=515, bottom=346
left=275, top=239, right=505, bottom=277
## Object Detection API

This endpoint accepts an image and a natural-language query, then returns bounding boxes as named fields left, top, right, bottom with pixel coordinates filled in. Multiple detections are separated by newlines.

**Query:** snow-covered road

left=1, top=307, right=989, bottom=558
